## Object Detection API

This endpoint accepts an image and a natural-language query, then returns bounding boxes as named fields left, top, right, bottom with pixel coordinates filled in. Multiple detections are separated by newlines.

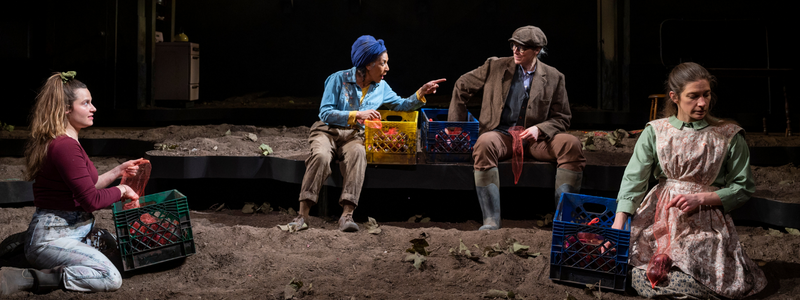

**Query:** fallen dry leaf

left=483, top=289, right=513, bottom=298
left=366, top=217, right=381, bottom=234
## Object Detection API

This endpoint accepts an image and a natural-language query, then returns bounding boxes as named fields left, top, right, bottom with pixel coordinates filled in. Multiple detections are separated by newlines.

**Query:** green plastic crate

left=112, top=189, right=195, bottom=271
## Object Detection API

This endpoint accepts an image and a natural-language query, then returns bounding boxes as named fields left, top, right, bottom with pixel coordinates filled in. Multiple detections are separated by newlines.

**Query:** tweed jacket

left=448, top=56, right=571, bottom=139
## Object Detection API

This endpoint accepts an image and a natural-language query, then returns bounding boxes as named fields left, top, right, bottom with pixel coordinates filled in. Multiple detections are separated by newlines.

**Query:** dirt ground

left=3, top=125, right=800, bottom=299
left=2, top=206, right=800, bottom=300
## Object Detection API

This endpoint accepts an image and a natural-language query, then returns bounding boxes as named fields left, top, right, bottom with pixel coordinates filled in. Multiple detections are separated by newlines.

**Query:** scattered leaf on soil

left=255, top=202, right=272, bottom=213
left=511, top=242, right=529, bottom=254
left=1, top=122, right=14, bottom=132
left=277, top=222, right=308, bottom=233
left=786, top=227, right=800, bottom=235
left=406, top=234, right=430, bottom=256
left=242, top=202, right=255, bottom=214
left=564, top=291, right=578, bottom=300
left=584, top=282, right=603, bottom=299
left=224, top=129, right=231, bottom=136
left=284, top=278, right=303, bottom=300
left=366, top=217, right=381, bottom=234
left=484, top=289, right=514, bottom=298
left=407, top=214, right=423, bottom=223
left=287, top=207, right=297, bottom=216
left=420, top=217, right=430, bottom=223
left=768, top=228, right=783, bottom=236
left=208, top=203, right=225, bottom=211
left=404, top=252, right=427, bottom=270
left=483, top=243, right=504, bottom=257
left=450, top=239, right=479, bottom=260
left=582, top=136, right=597, bottom=151
left=259, top=143, right=273, bottom=156
left=536, top=213, right=554, bottom=227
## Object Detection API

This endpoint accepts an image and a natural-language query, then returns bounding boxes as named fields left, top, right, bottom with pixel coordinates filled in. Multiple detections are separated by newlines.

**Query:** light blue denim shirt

left=319, top=67, right=425, bottom=127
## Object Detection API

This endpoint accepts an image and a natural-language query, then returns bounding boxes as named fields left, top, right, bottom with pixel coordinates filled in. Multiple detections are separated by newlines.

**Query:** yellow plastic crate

left=365, top=110, right=418, bottom=164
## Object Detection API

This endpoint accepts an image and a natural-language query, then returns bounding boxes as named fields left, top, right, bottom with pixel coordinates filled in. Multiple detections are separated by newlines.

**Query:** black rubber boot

left=0, top=267, right=34, bottom=296
left=475, top=168, right=501, bottom=230
left=0, top=232, right=27, bottom=260
left=554, top=168, right=583, bottom=209
left=30, top=269, right=62, bottom=294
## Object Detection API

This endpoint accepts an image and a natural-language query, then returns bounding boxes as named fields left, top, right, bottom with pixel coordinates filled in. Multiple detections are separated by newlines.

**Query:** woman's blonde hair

left=660, top=62, right=732, bottom=126
left=24, top=73, right=87, bottom=181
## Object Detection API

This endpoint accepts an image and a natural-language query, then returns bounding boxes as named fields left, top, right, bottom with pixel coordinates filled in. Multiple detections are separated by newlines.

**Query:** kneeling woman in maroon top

left=0, top=72, right=143, bottom=296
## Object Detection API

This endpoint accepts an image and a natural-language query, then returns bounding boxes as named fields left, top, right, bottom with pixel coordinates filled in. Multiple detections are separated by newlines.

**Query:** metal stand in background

left=318, top=186, right=329, bottom=218
left=785, top=86, right=792, bottom=137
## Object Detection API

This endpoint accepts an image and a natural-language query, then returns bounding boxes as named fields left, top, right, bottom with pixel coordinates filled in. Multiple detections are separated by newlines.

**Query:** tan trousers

left=473, top=131, right=586, bottom=172
left=299, top=121, right=367, bottom=206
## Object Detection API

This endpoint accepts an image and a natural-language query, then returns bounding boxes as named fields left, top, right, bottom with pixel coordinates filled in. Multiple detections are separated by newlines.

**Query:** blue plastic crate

left=550, top=193, right=631, bottom=291
left=421, top=108, right=479, bottom=163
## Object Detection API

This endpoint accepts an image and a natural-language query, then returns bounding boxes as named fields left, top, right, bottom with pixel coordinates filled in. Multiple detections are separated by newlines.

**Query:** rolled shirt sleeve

left=616, top=125, right=658, bottom=215
left=714, top=132, right=755, bottom=213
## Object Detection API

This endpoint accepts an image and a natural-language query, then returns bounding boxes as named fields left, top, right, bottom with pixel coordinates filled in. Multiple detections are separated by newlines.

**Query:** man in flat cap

left=449, top=25, right=585, bottom=230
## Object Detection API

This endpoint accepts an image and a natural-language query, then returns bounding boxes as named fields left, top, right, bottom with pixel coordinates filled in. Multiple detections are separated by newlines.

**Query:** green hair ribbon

left=60, top=71, right=77, bottom=83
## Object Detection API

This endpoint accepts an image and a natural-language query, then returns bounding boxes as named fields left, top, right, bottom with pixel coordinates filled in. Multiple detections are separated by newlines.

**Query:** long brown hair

left=24, top=73, right=87, bottom=181
left=661, top=62, right=733, bottom=126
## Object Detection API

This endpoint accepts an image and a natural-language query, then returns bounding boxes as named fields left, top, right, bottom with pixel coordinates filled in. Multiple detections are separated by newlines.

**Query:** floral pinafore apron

left=629, top=119, right=766, bottom=299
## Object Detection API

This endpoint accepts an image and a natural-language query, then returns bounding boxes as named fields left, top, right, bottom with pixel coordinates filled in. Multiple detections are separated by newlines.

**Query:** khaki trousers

left=473, top=131, right=586, bottom=172
left=299, top=121, right=366, bottom=206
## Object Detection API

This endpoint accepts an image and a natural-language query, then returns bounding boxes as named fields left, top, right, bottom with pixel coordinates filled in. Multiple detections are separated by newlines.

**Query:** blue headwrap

left=351, top=35, right=386, bottom=69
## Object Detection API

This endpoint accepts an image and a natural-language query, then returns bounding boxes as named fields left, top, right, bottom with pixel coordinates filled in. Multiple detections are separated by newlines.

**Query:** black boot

left=554, top=168, right=583, bottom=209
left=475, top=168, right=501, bottom=230
left=30, top=269, right=62, bottom=294
left=0, top=232, right=26, bottom=260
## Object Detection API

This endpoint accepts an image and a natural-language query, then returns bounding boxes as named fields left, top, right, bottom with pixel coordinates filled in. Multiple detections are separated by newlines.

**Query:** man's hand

left=519, top=125, right=540, bottom=141
left=417, top=78, right=446, bottom=96
left=356, top=109, right=381, bottom=122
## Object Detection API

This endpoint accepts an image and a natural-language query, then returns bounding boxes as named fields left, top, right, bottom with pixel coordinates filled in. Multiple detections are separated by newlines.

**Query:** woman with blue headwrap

left=289, top=35, right=445, bottom=232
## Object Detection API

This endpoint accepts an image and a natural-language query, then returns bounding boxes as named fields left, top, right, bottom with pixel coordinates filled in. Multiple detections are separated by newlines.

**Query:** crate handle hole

left=582, top=203, right=607, bottom=214
left=385, top=115, right=403, bottom=122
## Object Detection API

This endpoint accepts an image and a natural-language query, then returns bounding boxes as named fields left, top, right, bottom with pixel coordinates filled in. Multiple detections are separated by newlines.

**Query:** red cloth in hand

left=122, top=160, right=151, bottom=210
left=509, top=126, right=525, bottom=184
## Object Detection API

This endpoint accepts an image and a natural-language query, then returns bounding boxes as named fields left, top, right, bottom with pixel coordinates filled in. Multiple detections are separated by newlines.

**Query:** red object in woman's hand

left=647, top=253, right=673, bottom=288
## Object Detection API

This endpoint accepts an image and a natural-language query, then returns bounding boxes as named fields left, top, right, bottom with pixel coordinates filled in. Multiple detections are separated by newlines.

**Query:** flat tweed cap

left=508, top=25, right=547, bottom=48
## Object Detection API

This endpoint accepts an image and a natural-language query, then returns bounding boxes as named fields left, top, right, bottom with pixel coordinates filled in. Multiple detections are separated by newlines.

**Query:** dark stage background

left=1, top=0, right=798, bottom=131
